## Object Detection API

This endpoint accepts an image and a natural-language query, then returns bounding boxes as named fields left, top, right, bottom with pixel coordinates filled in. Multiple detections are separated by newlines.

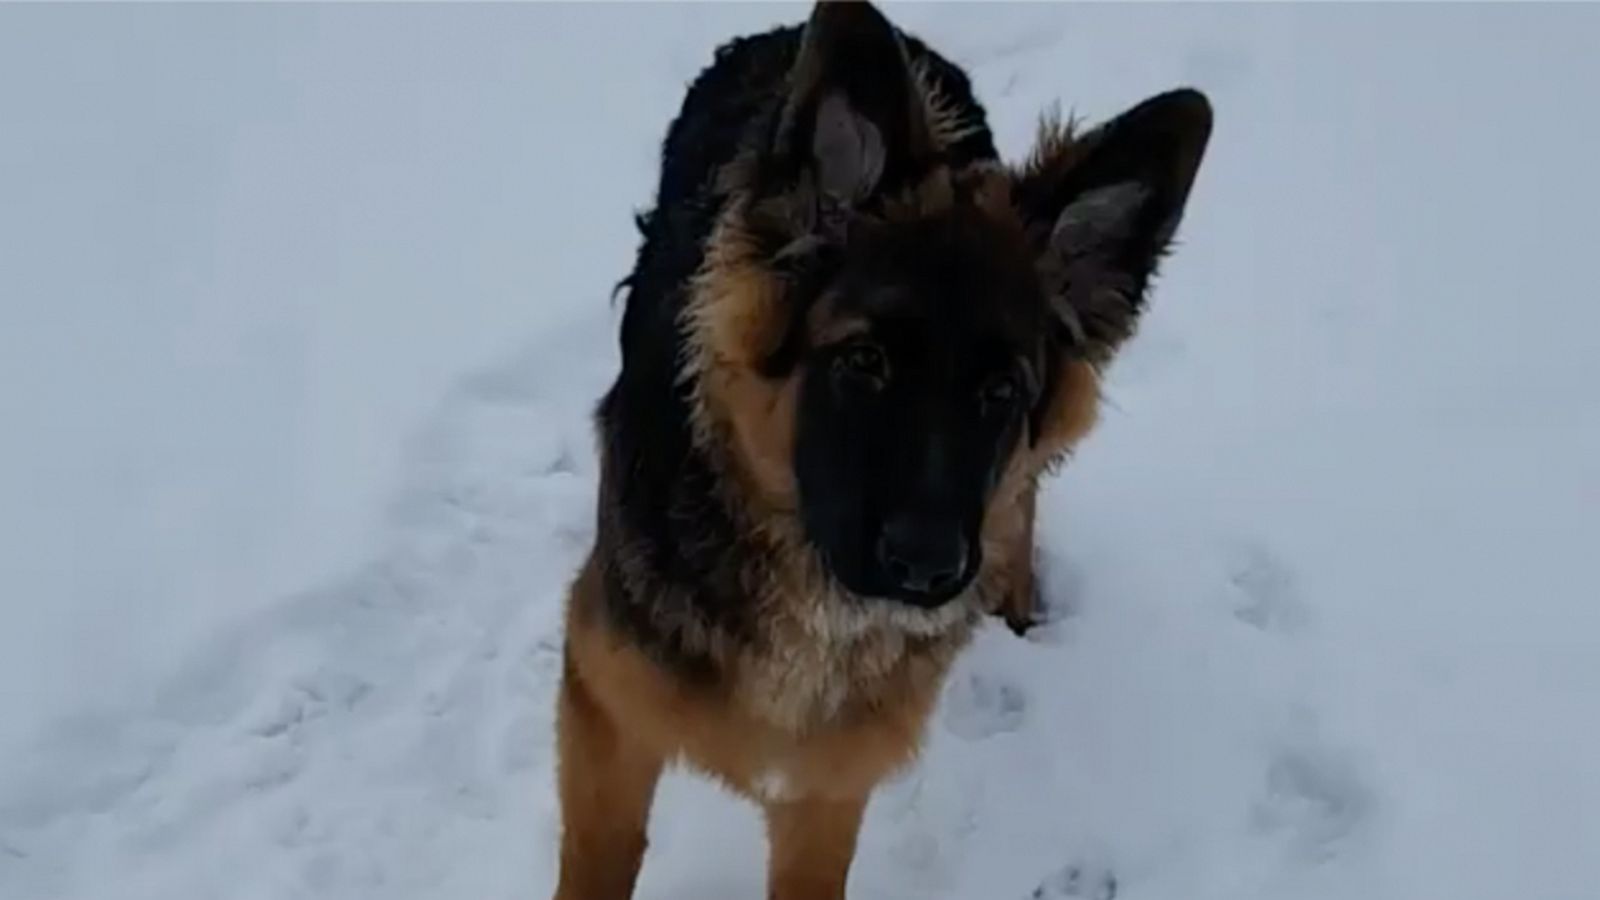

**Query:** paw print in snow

left=943, top=671, right=1027, bottom=741
left=1220, top=541, right=1308, bottom=635
left=1252, top=740, right=1373, bottom=861
left=1030, top=863, right=1117, bottom=900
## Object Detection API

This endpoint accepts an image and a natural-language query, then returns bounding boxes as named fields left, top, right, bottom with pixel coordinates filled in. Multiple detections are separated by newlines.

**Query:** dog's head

left=685, top=1, right=1212, bottom=607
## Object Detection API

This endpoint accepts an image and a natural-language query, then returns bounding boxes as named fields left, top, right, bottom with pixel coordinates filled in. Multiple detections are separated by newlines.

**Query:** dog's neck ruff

left=731, top=555, right=987, bottom=734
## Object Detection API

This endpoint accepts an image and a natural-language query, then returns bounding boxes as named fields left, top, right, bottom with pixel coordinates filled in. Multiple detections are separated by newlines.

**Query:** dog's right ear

left=771, top=1, right=935, bottom=206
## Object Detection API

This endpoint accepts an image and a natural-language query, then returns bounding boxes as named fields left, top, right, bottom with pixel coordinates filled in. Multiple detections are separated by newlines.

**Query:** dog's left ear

left=1015, top=88, right=1213, bottom=363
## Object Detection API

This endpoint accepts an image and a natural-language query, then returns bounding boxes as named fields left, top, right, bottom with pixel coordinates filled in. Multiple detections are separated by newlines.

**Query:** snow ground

left=2, top=4, right=1598, bottom=899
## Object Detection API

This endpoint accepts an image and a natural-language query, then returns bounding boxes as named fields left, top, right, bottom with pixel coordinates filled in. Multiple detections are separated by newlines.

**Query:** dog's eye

left=838, top=343, right=888, bottom=383
left=981, top=374, right=1020, bottom=409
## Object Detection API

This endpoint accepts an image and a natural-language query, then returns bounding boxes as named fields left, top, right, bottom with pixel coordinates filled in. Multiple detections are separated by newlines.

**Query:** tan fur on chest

left=733, top=584, right=976, bottom=737
left=565, top=557, right=976, bottom=804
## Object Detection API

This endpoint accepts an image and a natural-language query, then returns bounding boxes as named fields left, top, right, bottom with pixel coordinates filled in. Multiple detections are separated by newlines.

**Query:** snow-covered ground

left=3, top=4, right=1598, bottom=899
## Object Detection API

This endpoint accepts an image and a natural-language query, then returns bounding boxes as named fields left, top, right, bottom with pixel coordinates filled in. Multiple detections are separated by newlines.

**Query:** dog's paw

left=993, top=566, right=1050, bottom=637
left=999, top=583, right=1042, bottom=636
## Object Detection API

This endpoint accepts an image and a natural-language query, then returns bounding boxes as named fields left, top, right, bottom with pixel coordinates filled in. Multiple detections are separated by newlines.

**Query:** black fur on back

left=595, top=21, right=996, bottom=680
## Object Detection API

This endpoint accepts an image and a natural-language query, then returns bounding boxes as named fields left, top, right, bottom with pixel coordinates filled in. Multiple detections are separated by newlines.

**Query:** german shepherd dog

left=554, top=3, right=1211, bottom=897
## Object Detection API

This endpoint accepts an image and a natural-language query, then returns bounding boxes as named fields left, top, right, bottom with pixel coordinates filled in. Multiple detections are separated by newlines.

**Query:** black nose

left=876, top=516, right=969, bottom=598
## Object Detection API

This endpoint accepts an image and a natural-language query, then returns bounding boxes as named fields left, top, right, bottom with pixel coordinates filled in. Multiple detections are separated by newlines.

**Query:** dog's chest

left=738, top=625, right=901, bottom=733
left=733, top=593, right=974, bottom=734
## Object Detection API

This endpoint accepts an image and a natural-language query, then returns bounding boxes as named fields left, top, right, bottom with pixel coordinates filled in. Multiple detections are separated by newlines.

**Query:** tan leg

left=552, top=653, right=664, bottom=900
left=998, top=488, right=1040, bottom=634
left=763, top=793, right=870, bottom=900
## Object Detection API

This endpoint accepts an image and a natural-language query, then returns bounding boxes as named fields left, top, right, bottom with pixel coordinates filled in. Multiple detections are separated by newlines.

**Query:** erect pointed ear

left=772, top=0, right=935, bottom=206
left=1015, top=88, right=1213, bottom=363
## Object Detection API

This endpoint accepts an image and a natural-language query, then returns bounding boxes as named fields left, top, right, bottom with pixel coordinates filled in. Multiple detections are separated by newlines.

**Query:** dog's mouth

left=858, top=583, right=984, bottom=637
left=875, top=571, right=975, bottom=609
left=814, top=546, right=981, bottom=610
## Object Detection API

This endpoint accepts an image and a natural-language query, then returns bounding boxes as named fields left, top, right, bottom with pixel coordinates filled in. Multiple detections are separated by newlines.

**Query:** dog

left=553, top=3, right=1211, bottom=897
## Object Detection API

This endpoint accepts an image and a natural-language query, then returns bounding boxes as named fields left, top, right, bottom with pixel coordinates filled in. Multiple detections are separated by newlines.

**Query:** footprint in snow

left=942, top=671, right=1027, bottom=741
left=1219, top=540, right=1309, bottom=635
left=243, top=670, right=364, bottom=741
left=1029, top=862, right=1117, bottom=900
left=543, top=443, right=579, bottom=476
left=1251, top=737, right=1373, bottom=861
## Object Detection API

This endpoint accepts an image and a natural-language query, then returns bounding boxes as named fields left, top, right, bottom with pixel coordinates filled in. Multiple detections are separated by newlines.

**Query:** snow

left=2, top=4, right=1598, bottom=899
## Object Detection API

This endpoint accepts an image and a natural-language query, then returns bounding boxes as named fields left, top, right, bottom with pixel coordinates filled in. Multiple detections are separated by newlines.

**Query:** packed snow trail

left=0, top=306, right=1382, bottom=900
left=4, top=5, right=1600, bottom=900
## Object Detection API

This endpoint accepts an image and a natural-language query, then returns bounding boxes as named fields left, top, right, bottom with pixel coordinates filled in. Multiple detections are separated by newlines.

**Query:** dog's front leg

left=997, top=487, right=1041, bottom=634
left=763, top=792, right=870, bottom=900
left=552, top=661, right=663, bottom=900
